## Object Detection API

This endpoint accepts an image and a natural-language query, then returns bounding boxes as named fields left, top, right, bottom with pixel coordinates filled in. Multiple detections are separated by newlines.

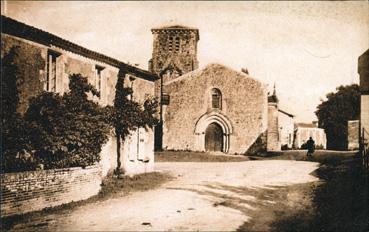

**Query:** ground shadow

left=268, top=153, right=368, bottom=232
left=167, top=181, right=317, bottom=232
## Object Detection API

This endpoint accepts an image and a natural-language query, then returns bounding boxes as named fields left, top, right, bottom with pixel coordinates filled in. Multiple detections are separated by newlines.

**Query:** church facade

left=149, top=26, right=268, bottom=154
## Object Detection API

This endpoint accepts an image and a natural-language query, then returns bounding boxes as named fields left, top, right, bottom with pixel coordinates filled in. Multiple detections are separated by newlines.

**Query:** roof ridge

left=1, top=15, right=158, bottom=81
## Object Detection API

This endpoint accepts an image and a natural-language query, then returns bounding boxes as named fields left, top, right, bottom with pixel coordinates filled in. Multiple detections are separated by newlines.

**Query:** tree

left=315, top=84, right=360, bottom=150
left=107, top=70, right=158, bottom=175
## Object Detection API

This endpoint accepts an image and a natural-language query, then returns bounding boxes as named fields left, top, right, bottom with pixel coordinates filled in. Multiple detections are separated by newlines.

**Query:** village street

left=6, top=151, right=327, bottom=231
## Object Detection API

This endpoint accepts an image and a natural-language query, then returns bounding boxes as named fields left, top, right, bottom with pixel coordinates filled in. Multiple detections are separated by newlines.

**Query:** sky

left=2, top=1, right=368, bottom=122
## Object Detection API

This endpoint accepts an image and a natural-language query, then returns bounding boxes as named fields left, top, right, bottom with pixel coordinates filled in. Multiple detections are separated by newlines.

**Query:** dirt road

left=8, top=158, right=320, bottom=231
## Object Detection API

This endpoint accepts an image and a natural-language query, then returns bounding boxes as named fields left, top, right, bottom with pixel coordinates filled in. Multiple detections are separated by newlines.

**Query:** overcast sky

left=2, top=1, right=368, bottom=122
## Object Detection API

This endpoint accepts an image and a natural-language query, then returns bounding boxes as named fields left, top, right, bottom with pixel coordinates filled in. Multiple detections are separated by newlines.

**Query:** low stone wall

left=1, top=165, right=102, bottom=217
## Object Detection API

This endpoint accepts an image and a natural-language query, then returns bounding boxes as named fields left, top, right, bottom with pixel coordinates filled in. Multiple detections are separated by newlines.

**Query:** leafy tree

left=315, top=84, right=360, bottom=150
left=107, top=70, right=158, bottom=175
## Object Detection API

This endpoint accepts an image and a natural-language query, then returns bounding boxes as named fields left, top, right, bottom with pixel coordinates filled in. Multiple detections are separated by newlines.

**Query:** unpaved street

left=8, top=159, right=319, bottom=231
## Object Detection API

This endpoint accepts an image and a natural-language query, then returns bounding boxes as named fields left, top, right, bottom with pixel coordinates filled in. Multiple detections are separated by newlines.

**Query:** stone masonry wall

left=267, top=103, right=281, bottom=151
left=150, top=27, right=199, bottom=76
left=1, top=165, right=102, bottom=217
left=162, top=63, right=267, bottom=154
left=150, top=27, right=200, bottom=112
left=1, top=33, right=121, bottom=112
left=347, top=120, right=360, bottom=150
left=1, top=34, right=45, bottom=114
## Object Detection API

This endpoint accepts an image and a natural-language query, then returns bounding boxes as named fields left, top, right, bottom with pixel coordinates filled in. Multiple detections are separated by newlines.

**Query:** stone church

left=149, top=26, right=269, bottom=154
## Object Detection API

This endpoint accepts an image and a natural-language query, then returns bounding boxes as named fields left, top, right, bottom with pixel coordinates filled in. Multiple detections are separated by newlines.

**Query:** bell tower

left=149, top=25, right=199, bottom=83
left=149, top=25, right=200, bottom=151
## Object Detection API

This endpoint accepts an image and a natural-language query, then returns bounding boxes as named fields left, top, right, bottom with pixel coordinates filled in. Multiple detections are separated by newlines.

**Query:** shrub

left=2, top=74, right=111, bottom=172
left=25, top=74, right=110, bottom=170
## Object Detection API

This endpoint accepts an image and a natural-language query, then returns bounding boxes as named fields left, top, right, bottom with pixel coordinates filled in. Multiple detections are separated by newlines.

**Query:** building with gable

left=149, top=25, right=269, bottom=154
left=1, top=16, right=158, bottom=175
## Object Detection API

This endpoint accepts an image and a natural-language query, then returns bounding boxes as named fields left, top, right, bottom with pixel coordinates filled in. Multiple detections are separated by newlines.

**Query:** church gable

left=164, top=63, right=265, bottom=88
left=161, top=63, right=268, bottom=154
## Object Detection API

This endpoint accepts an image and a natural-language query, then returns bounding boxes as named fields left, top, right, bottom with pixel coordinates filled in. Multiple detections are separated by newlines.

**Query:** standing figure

left=306, top=137, right=315, bottom=157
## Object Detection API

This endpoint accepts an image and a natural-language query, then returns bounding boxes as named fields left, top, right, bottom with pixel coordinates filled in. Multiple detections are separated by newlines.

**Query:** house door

left=205, top=123, right=223, bottom=152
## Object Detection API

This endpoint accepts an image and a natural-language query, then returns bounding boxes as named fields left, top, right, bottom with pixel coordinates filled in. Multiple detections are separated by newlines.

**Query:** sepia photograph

left=1, top=1, right=368, bottom=231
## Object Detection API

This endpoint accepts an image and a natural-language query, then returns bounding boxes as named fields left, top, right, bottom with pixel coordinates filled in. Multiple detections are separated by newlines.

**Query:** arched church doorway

left=205, top=123, right=223, bottom=152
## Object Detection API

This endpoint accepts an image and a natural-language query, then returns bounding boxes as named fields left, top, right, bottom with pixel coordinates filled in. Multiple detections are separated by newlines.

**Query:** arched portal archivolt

left=194, top=112, right=233, bottom=153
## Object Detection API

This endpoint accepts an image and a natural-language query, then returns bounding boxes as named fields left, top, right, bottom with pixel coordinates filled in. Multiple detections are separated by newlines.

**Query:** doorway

left=205, top=122, right=223, bottom=152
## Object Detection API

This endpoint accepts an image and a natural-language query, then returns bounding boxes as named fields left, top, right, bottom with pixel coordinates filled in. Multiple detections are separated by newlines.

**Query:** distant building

left=1, top=16, right=158, bottom=175
left=358, top=49, right=369, bottom=144
left=294, top=123, right=327, bottom=149
left=278, top=109, right=294, bottom=149
left=347, top=120, right=360, bottom=150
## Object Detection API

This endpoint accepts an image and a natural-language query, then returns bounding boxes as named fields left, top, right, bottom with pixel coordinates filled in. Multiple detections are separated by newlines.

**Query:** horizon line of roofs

left=2, top=15, right=322, bottom=130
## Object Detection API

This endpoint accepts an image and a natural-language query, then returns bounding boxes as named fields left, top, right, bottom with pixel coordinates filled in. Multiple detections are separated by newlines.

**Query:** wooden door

left=205, top=123, right=223, bottom=152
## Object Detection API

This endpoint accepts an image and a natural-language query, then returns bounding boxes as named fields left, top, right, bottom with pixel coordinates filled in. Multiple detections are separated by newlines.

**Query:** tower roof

left=151, top=25, right=199, bottom=40
left=152, top=25, right=198, bottom=30
left=268, top=83, right=279, bottom=103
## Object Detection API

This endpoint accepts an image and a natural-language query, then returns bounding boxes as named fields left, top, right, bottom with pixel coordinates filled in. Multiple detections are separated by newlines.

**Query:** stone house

left=1, top=16, right=158, bottom=175
left=149, top=25, right=268, bottom=154
left=278, top=109, right=295, bottom=149
left=294, top=122, right=327, bottom=149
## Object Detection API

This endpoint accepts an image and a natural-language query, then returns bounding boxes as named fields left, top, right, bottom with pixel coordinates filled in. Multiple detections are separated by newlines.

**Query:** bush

left=2, top=74, right=111, bottom=172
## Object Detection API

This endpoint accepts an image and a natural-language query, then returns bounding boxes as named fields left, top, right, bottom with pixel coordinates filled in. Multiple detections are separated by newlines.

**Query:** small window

left=211, top=88, right=222, bottom=109
left=162, top=93, right=170, bottom=105
left=95, top=65, right=104, bottom=97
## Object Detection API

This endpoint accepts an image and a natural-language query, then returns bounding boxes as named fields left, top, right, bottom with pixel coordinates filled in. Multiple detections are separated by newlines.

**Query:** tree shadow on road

left=167, top=152, right=368, bottom=232
left=269, top=152, right=368, bottom=232
left=167, top=181, right=318, bottom=232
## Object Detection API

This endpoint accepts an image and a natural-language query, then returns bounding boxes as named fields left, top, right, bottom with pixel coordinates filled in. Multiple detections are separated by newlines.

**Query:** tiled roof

left=296, top=123, right=317, bottom=128
left=278, top=109, right=294, bottom=118
left=1, top=15, right=159, bottom=81
left=151, top=25, right=199, bottom=40
left=152, top=25, right=198, bottom=30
